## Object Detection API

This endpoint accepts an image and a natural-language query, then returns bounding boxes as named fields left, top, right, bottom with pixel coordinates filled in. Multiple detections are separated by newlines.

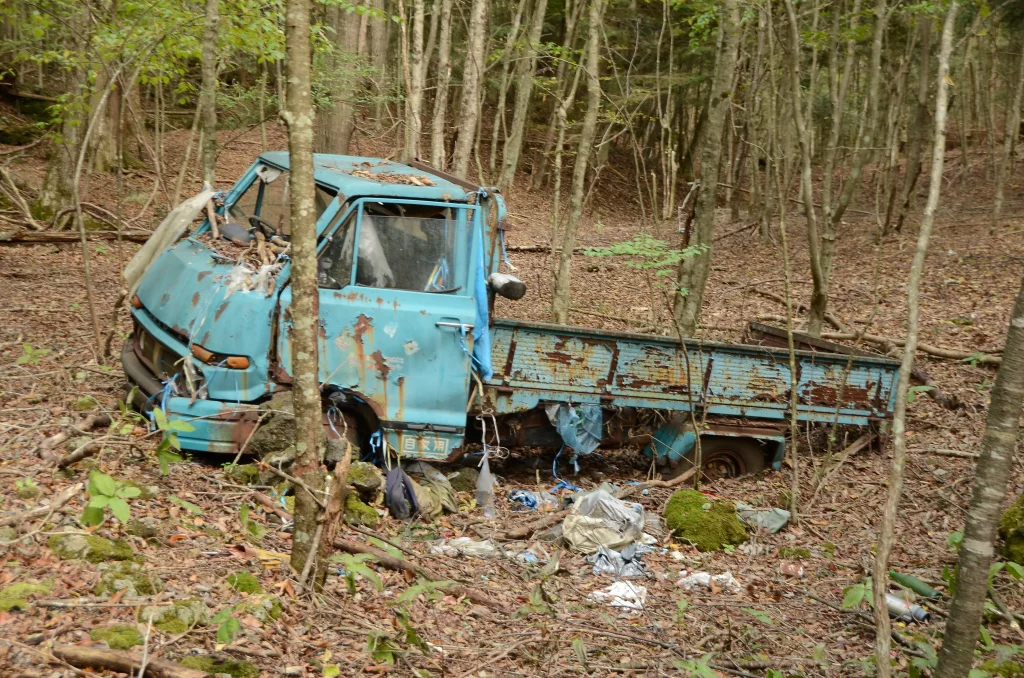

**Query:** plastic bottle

left=885, top=593, right=929, bottom=622
left=476, top=456, right=497, bottom=519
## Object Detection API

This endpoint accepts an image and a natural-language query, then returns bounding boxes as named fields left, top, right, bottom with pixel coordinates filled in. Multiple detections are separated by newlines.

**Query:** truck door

left=275, top=198, right=477, bottom=460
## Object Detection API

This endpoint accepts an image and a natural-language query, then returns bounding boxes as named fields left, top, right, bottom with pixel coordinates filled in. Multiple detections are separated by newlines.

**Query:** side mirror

left=488, top=272, right=526, bottom=300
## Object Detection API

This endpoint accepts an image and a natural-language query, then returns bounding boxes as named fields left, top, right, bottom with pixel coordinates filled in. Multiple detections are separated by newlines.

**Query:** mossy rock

left=981, top=660, right=1024, bottom=678
left=347, top=461, right=383, bottom=501
left=226, top=570, right=263, bottom=594
left=448, top=467, right=479, bottom=494
left=249, top=392, right=295, bottom=458
left=778, top=547, right=811, bottom=559
left=0, top=581, right=53, bottom=611
left=344, top=493, right=379, bottom=529
left=16, top=482, right=41, bottom=500
left=0, top=526, right=15, bottom=541
left=1000, top=495, right=1024, bottom=564
left=237, top=594, right=283, bottom=623
left=226, top=464, right=261, bottom=486
left=127, top=517, right=159, bottom=539
left=179, top=656, right=259, bottom=678
left=139, top=598, right=208, bottom=634
left=663, top=490, right=748, bottom=552
left=95, top=562, right=161, bottom=597
left=48, top=534, right=135, bottom=563
left=90, top=624, right=143, bottom=650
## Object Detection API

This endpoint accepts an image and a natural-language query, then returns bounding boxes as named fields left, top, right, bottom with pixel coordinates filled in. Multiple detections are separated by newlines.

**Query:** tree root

left=50, top=643, right=207, bottom=678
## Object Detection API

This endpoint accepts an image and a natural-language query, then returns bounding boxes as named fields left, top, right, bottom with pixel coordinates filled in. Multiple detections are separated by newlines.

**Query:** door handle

left=436, top=321, right=474, bottom=331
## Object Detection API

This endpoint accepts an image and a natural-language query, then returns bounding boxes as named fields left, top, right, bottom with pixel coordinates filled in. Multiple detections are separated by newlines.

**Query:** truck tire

left=666, top=436, right=767, bottom=480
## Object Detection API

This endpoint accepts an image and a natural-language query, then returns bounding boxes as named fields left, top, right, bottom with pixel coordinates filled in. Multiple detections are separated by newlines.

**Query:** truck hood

left=134, top=238, right=278, bottom=392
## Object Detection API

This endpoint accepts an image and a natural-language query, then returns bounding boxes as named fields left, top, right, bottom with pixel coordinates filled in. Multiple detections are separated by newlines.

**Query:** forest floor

left=1, top=115, right=1024, bottom=677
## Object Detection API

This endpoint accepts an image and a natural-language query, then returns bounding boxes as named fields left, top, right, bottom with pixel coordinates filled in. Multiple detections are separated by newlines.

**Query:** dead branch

left=50, top=644, right=207, bottom=678
left=0, top=166, right=41, bottom=231
left=252, top=491, right=293, bottom=522
left=822, top=331, right=1002, bottom=365
left=0, top=231, right=150, bottom=245
left=56, top=436, right=108, bottom=469
left=0, top=483, right=83, bottom=528
left=37, top=414, right=111, bottom=461
left=753, top=289, right=846, bottom=331
left=910, top=366, right=962, bottom=410
left=909, top=448, right=980, bottom=459
left=333, top=537, right=510, bottom=614
left=0, top=136, right=46, bottom=156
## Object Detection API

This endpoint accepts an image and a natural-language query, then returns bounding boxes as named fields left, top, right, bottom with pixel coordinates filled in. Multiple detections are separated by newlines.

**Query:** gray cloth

left=545, top=403, right=602, bottom=455
left=384, top=466, right=420, bottom=520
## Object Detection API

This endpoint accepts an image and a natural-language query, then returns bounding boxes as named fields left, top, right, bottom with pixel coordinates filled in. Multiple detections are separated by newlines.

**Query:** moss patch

left=139, top=598, right=208, bottom=634
left=0, top=581, right=53, bottom=611
left=1001, top=495, right=1024, bottom=563
left=249, top=392, right=296, bottom=458
left=664, top=490, right=748, bottom=552
left=237, top=595, right=283, bottom=623
left=179, top=656, right=259, bottom=678
left=95, top=562, right=161, bottom=597
left=347, top=461, right=383, bottom=501
left=226, top=570, right=263, bottom=594
left=0, top=526, right=15, bottom=541
left=126, top=517, right=159, bottom=539
left=16, top=481, right=41, bottom=500
left=778, top=547, right=811, bottom=559
left=48, top=534, right=135, bottom=563
left=226, top=464, right=261, bottom=486
left=344, top=493, right=379, bottom=529
left=448, top=467, right=479, bottom=494
left=90, top=624, right=143, bottom=650
left=981, top=660, right=1024, bottom=678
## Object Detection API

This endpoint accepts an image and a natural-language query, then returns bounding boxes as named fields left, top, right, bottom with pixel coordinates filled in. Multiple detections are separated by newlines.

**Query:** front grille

left=134, top=322, right=185, bottom=383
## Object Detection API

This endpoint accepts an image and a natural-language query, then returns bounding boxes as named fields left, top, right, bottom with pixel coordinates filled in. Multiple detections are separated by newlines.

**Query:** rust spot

left=160, top=293, right=170, bottom=306
left=201, top=332, right=210, bottom=345
left=191, top=292, right=200, bottom=308
left=354, top=314, right=374, bottom=343
left=333, top=291, right=343, bottom=300
left=214, top=301, right=230, bottom=321
left=370, top=350, right=390, bottom=380
left=395, top=376, right=405, bottom=421
left=197, top=271, right=211, bottom=282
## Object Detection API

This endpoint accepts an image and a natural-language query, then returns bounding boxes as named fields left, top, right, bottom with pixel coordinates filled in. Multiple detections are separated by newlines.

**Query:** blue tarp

left=546, top=403, right=603, bottom=455
left=471, top=195, right=493, bottom=380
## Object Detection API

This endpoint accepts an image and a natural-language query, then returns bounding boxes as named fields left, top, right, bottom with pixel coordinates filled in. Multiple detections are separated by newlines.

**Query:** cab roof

left=258, top=152, right=471, bottom=202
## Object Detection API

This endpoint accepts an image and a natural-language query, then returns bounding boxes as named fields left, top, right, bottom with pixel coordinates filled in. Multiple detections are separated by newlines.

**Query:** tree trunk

left=499, top=0, right=550, bottom=193
left=893, top=18, right=933, bottom=234
left=429, top=0, right=454, bottom=168
left=40, top=8, right=86, bottom=214
left=550, top=0, right=604, bottom=324
left=488, top=0, right=530, bottom=177
left=934, top=271, right=1024, bottom=676
left=401, top=0, right=426, bottom=161
left=199, top=0, right=219, bottom=187
left=989, top=35, right=1024, bottom=234
left=452, top=0, right=489, bottom=178
left=315, top=3, right=360, bottom=155
left=672, top=0, right=740, bottom=335
left=872, top=6, right=957, bottom=676
left=283, top=0, right=326, bottom=576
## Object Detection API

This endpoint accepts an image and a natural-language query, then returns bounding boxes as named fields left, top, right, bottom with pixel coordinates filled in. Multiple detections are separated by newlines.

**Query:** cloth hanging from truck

left=471, top=191, right=493, bottom=380
left=545, top=403, right=602, bottom=455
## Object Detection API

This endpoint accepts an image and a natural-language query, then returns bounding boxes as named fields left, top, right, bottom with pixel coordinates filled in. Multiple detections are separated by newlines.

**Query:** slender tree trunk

left=199, top=0, right=219, bottom=186
left=40, top=8, right=86, bottom=214
left=429, top=0, right=454, bottom=168
left=316, top=3, right=360, bottom=155
left=401, top=0, right=426, bottom=161
left=989, top=35, right=1024, bottom=234
left=488, top=0, right=529, bottom=177
left=550, top=0, right=604, bottom=324
left=894, top=18, right=933, bottom=234
left=452, top=0, right=489, bottom=178
left=498, top=0, right=549, bottom=192
left=283, top=0, right=326, bottom=576
left=934, top=273, right=1024, bottom=676
left=672, top=0, right=740, bottom=335
left=872, top=7, right=957, bottom=675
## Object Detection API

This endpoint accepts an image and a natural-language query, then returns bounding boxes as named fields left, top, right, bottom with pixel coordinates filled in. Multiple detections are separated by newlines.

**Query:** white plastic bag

left=476, top=456, right=497, bottom=519
left=590, top=582, right=647, bottom=611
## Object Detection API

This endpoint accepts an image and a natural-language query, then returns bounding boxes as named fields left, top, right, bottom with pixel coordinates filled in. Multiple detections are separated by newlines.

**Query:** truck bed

left=484, top=319, right=899, bottom=427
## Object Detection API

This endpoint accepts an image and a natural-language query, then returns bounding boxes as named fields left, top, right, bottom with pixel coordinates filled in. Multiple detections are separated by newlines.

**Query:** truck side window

left=353, top=204, right=459, bottom=292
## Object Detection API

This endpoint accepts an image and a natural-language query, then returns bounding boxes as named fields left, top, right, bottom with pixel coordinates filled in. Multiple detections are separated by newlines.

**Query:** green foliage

left=841, top=580, right=873, bottom=610
left=673, top=652, right=719, bottom=678
left=15, top=477, right=40, bottom=499
left=394, top=578, right=455, bottom=607
left=16, top=343, right=49, bottom=365
left=82, top=470, right=142, bottom=526
left=331, top=552, right=383, bottom=595
left=366, top=631, right=401, bottom=665
left=211, top=607, right=242, bottom=644
left=1000, top=496, right=1024, bottom=564
left=238, top=504, right=266, bottom=541
left=169, top=495, right=204, bottom=515
left=744, top=608, right=772, bottom=625
left=151, top=407, right=193, bottom=476
left=906, top=384, right=934, bottom=403
left=909, top=641, right=938, bottom=678
left=514, top=582, right=555, bottom=617
left=673, top=598, right=689, bottom=624
left=584, top=234, right=706, bottom=281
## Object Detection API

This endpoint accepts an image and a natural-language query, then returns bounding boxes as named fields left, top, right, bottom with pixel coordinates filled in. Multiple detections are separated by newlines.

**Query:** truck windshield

left=319, top=203, right=462, bottom=293
left=227, top=166, right=335, bottom=236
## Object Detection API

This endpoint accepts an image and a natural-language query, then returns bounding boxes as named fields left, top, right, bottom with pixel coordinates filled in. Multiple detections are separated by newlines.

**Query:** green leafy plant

left=394, top=578, right=455, bottom=607
left=673, top=598, right=689, bottom=625
left=744, top=608, right=773, bottom=625
left=16, top=343, right=49, bottom=365
left=238, top=504, right=266, bottom=541
left=572, top=637, right=589, bottom=671
left=909, top=641, right=937, bottom=678
left=15, top=477, right=39, bottom=496
left=170, top=496, right=204, bottom=515
left=907, top=385, right=934, bottom=403
left=961, top=352, right=994, bottom=368
left=330, top=553, right=383, bottom=595
left=152, top=407, right=194, bottom=476
left=841, top=580, right=874, bottom=610
left=948, top=530, right=964, bottom=550
left=82, top=470, right=141, bottom=526
left=674, top=652, right=718, bottom=678
left=514, top=582, right=555, bottom=617
left=366, top=631, right=401, bottom=665
left=210, top=607, right=241, bottom=644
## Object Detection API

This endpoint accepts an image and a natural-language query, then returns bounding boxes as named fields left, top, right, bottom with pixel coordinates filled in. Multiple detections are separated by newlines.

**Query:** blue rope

left=500, top=229, right=512, bottom=269
left=458, top=323, right=487, bottom=374
left=326, top=406, right=342, bottom=439
left=551, top=446, right=581, bottom=493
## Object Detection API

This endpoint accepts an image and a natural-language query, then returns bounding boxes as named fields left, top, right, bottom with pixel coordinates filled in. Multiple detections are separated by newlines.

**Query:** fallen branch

left=333, top=537, right=510, bottom=614
left=50, top=643, right=207, bottom=678
left=0, top=231, right=151, bottom=245
left=0, top=166, right=41, bottom=231
left=908, top=448, right=979, bottom=459
left=822, top=331, right=1002, bottom=365
left=753, top=289, right=846, bottom=331
left=36, top=414, right=111, bottom=461
left=0, top=483, right=83, bottom=528
left=252, top=491, right=293, bottom=522
left=911, top=366, right=962, bottom=410
left=56, top=436, right=108, bottom=469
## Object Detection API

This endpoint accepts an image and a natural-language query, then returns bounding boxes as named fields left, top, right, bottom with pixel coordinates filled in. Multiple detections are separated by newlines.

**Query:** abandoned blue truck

left=122, top=152, right=901, bottom=479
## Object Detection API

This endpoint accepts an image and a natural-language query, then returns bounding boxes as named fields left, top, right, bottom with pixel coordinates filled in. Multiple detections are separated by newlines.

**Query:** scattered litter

left=404, top=461, right=458, bottom=517
left=546, top=403, right=602, bottom=456
left=678, top=571, right=742, bottom=594
left=509, top=490, right=559, bottom=512
left=885, top=592, right=930, bottom=622
left=779, top=562, right=805, bottom=578
left=345, top=169, right=436, bottom=186
left=562, top=487, right=645, bottom=553
left=516, top=552, right=540, bottom=565
left=476, top=456, right=498, bottom=519
left=889, top=570, right=941, bottom=598
left=736, top=503, right=791, bottom=533
left=586, top=543, right=658, bottom=578
left=384, top=467, right=420, bottom=520
left=590, top=581, right=647, bottom=611
left=428, top=537, right=501, bottom=559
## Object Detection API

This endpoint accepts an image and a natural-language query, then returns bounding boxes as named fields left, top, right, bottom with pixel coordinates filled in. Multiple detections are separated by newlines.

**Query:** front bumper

left=122, top=339, right=259, bottom=454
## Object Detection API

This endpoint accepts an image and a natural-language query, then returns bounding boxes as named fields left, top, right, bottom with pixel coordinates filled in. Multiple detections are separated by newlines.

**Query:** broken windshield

left=227, top=166, right=335, bottom=237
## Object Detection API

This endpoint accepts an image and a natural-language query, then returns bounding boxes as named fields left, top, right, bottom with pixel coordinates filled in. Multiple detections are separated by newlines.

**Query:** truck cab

left=124, top=153, right=507, bottom=458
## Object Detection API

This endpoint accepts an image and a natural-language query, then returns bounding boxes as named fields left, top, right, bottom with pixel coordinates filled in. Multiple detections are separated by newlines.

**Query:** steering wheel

left=248, top=215, right=280, bottom=238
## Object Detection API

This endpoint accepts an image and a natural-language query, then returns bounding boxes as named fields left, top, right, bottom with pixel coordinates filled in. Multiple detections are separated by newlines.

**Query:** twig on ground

left=0, top=483, right=83, bottom=528
left=50, top=643, right=207, bottom=678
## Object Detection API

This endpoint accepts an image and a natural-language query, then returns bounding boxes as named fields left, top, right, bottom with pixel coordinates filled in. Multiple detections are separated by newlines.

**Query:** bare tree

left=199, top=0, right=219, bottom=186
left=893, top=18, right=933, bottom=234
left=551, top=0, right=604, bottom=324
left=282, top=0, right=326, bottom=576
left=400, top=0, right=425, bottom=161
left=872, top=5, right=958, bottom=675
left=989, top=35, right=1024, bottom=234
left=316, top=2, right=361, bottom=155
left=429, top=0, right=454, bottom=168
left=452, top=0, right=489, bottom=178
left=672, top=0, right=740, bottom=336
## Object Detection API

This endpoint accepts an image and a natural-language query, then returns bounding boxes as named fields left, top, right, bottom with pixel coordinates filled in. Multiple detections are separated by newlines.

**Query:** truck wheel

left=666, top=437, right=766, bottom=480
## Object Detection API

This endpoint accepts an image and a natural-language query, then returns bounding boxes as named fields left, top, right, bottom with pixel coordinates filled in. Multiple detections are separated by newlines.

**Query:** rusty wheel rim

left=701, top=450, right=746, bottom=480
